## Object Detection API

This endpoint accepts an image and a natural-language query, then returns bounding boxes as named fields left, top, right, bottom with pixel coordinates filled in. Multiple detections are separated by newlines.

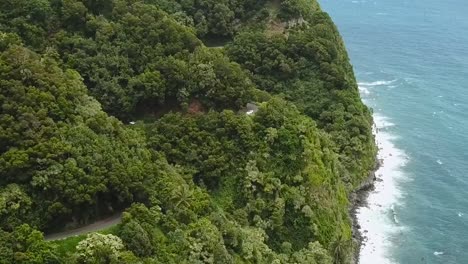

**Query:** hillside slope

left=0, top=0, right=375, bottom=263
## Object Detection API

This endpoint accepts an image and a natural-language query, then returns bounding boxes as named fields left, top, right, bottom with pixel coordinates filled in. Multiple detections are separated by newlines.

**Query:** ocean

left=319, top=0, right=468, bottom=263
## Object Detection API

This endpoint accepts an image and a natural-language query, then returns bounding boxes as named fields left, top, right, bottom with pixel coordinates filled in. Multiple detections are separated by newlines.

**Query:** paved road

left=45, top=214, right=122, bottom=241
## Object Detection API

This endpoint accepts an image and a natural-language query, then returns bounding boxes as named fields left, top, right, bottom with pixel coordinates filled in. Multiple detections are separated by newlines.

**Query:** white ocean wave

left=359, top=86, right=371, bottom=95
left=358, top=113, right=408, bottom=264
left=373, top=115, right=396, bottom=129
left=390, top=205, right=399, bottom=224
left=358, top=79, right=397, bottom=87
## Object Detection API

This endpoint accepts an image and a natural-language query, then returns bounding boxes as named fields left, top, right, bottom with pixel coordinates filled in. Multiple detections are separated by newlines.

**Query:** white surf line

left=358, top=79, right=397, bottom=87
left=357, top=114, right=407, bottom=264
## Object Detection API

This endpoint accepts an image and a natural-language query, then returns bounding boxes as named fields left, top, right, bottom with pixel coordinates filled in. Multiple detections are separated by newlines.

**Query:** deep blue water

left=320, top=0, right=468, bottom=263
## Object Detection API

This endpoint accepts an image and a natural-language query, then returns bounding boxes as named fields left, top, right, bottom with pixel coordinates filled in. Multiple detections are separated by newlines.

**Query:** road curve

left=45, top=214, right=122, bottom=241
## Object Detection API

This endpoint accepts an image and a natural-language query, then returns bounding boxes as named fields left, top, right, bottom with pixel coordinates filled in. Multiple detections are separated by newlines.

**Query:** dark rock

left=349, top=157, right=381, bottom=264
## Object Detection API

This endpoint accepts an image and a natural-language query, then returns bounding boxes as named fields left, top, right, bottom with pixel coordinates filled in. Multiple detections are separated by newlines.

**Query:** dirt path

left=45, top=214, right=122, bottom=241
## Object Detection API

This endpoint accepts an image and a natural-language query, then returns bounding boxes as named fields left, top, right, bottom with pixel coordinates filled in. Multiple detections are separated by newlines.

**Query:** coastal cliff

left=0, top=0, right=376, bottom=263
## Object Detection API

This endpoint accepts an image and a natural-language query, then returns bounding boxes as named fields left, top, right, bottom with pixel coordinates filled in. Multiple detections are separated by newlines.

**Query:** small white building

left=242, top=103, right=259, bottom=115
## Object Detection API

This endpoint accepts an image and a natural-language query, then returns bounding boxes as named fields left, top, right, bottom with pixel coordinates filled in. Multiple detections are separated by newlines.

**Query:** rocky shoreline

left=350, top=160, right=382, bottom=264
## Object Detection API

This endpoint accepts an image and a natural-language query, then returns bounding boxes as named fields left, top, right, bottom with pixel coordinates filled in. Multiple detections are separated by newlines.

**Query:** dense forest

left=0, top=0, right=376, bottom=263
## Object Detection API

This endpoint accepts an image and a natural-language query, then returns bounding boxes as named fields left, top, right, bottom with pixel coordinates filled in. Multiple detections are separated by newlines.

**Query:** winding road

left=45, top=214, right=122, bottom=241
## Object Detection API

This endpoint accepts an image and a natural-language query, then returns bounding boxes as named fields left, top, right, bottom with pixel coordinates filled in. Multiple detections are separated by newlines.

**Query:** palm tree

left=170, top=183, right=194, bottom=210
left=331, top=233, right=352, bottom=264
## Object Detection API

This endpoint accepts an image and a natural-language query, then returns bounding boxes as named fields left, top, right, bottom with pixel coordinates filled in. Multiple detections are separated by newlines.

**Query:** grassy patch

left=264, top=0, right=286, bottom=35
left=266, top=0, right=281, bottom=16
left=202, top=35, right=232, bottom=48
left=49, top=225, right=120, bottom=257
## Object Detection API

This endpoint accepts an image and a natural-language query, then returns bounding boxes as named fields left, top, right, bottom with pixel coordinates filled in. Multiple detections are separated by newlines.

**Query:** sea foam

left=358, top=86, right=371, bottom=95
left=357, top=114, right=407, bottom=264
left=358, top=80, right=397, bottom=87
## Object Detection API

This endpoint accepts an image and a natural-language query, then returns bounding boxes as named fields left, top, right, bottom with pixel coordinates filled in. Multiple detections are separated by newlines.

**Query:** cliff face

left=0, top=0, right=375, bottom=263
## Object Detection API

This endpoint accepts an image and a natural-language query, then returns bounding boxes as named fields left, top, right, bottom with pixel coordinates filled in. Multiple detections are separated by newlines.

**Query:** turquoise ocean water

left=320, top=0, right=468, bottom=263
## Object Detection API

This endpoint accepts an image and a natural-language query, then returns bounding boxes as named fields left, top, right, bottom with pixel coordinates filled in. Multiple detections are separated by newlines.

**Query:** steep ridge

left=0, top=0, right=375, bottom=263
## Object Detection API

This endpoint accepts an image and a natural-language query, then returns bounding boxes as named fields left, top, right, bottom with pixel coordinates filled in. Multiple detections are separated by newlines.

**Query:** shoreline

left=350, top=114, right=406, bottom=264
left=350, top=158, right=381, bottom=264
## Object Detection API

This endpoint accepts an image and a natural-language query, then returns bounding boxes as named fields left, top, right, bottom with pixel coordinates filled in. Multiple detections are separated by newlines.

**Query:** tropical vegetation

left=0, top=0, right=376, bottom=263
